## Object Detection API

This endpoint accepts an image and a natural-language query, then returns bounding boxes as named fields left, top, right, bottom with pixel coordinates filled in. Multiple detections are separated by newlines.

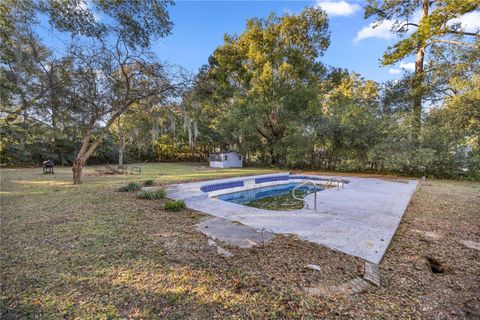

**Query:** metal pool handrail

left=323, top=177, right=344, bottom=190
left=292, top=180, right=318, bottom=211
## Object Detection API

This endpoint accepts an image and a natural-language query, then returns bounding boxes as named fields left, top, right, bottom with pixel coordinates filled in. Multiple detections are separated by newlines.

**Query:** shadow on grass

left=0, top=163, right=357, bottom=319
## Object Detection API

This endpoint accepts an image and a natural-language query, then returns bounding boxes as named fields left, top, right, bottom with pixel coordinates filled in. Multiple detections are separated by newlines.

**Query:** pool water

left=217, top=183, right=319, bottom=210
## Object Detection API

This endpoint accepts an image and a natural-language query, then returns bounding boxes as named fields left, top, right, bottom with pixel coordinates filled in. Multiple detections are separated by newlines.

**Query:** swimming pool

left=167, top=173, right=418, bottom=263
left=217, top=182, right=319, bottom=209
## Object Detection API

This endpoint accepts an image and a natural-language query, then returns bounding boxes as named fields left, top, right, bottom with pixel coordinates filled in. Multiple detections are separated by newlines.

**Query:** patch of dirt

left=424, top=256, right=450, bottom=274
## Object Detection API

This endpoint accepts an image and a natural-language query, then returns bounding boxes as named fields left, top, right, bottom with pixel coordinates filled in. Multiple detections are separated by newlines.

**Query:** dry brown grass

left=1, top=164, right=479, bottom=319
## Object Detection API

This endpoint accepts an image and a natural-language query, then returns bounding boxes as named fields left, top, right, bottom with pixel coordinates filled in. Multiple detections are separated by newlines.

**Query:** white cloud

left=354, top=20, right=395, bottom=42
left=354, top=10, right=422, bottom=42
left=448, top=11, right=480, bottom=33
left=400, top=61, right=415, bottom=71
left=387, top=62, right=415, bottom=76
left=316, top=1, right=360, bottom=17
left=389, top=68, right=401, bottom=75
left=353, top=9, right=479, bottom=44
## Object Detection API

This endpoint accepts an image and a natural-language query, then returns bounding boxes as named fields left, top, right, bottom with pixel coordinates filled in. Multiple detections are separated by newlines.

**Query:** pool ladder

left=292, top=178, right=344, bottom=211
left=292, top=180, right=318, bottom=211
left=323, top=177, right=345, bottom=191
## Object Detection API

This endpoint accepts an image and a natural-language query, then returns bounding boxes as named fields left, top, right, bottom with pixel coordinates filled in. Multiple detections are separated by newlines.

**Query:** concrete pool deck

left=167, top=173, right=418, bottom=264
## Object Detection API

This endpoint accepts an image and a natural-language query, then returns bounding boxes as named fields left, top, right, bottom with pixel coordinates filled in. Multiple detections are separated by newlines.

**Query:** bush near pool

left=164, top=200, right=186, bottom=212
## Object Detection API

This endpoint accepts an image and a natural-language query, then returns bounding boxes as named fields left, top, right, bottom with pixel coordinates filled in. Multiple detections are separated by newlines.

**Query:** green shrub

left=118, top=182, right=141, bottom=192
left=164, top=200, right=186, bottom=212
left=137, top=189, right=166, bottom=200
left=143, top=179, right=154, bottom=186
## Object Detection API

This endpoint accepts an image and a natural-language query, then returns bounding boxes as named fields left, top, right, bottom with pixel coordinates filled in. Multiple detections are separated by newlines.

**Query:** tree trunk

left=72, top=158, right=85, bottom=184
left=269, top=145, right=277, bottom=166
left=70, top=105, right=129, bottom=184
left=413, top=0, right=429, bottom=139
left=72, top=132, right=104, bottom=184
left=118, top=115, right=125, bottom=166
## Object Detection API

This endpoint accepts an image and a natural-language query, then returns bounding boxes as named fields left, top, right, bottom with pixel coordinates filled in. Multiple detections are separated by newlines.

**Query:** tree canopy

left=1, top=4, right=479, bottom=180
left=365, top=0, right=479, bottom=136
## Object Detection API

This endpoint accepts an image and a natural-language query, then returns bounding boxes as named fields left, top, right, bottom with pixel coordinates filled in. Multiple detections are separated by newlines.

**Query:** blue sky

left=153, top=0, right=413, bottom=83
left=36, top=0, right=479, bottom=83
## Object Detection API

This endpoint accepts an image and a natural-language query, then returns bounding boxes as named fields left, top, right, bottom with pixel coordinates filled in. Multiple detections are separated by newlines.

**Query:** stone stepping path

left=304, top=277, right=372, bottom=296
left=304, top=262, right=381, bottom=297
left=412, top=229, right=442, bottom=240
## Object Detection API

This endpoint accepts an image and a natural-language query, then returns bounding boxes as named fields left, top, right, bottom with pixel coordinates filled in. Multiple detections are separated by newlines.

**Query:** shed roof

left=209, top=151, right=240, bottom=155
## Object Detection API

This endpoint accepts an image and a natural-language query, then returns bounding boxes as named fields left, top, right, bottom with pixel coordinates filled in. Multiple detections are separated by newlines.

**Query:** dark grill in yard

left=42, top=160, right=54, bottom=174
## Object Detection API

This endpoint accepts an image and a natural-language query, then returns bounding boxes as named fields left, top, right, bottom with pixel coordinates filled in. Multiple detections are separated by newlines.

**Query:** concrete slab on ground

left=197, top=217, right=275, bottom=248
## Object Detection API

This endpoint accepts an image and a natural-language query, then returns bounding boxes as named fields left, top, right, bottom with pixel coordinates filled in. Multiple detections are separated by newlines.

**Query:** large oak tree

left=205, top=7, right=330, bottom=165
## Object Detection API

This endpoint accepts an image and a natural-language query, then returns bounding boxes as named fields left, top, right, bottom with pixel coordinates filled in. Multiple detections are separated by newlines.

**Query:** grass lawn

left=1, top=163, right=479, bottom=319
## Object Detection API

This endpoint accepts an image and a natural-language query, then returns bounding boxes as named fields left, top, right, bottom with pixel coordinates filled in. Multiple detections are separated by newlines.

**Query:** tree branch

left=397, top=22, right=419, bottom=32
left=446, top=29, right=480, bottom=38
left=427, top=39, right=476, bottom=47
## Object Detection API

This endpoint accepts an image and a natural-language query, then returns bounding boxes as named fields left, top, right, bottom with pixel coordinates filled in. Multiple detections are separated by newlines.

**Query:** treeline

left=179, top=69, right=479, bottom=179
left=1, top=105, right=206, bottom=166
left=177, top=6, right=479, bottom=179
left=1, top=2, right=479, bottom=180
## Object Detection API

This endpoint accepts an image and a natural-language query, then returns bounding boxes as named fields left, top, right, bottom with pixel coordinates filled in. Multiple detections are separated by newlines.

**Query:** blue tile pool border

left=199, top=174, right=347, bottom=194
left=200, top=180, right=244, bottom=193
left=255, top=175, right=289, bottom=184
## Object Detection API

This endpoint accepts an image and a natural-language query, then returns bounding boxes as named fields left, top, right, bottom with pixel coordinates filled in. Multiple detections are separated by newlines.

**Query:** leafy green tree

left=309, top=73, right=382, bottom=169
left=1, top=0, right=175, bottom=122
left=206, top=8, right=330, bottom=165
left=2, top=1, right=478, bottom=181
left=423, top=73, right=480, bottom=177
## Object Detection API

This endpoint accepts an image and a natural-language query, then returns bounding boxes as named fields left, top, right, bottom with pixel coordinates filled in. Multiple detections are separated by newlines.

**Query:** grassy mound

left=143, top=179, right=154, bottom=186
left=118, top=182, right=142, bottom=192
left=137, top=189, right=166, bottom=200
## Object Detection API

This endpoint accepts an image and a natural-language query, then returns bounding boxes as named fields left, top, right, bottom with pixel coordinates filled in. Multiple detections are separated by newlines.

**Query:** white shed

left=209, top=151, right=243, bottom=168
